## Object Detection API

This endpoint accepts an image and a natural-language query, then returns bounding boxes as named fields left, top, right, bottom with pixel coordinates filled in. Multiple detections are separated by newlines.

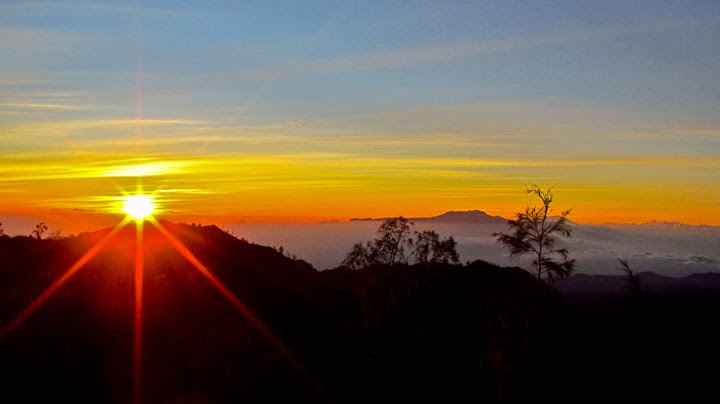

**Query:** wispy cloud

left=101, top=161, right=193, bottom=177
left=0, top=76, right=39, bottom=85
left=5, top=151, right=715, bottom=184
left=0, top=2, right=202, bottom=18
left=0, top=155, right=199, bottom=182
left=1, top=118, right=204, bottom=136
left=0, top=27, right=91, bottom=52
left=87, top=119, right=203, bottom=127
left=240, top=18, right=714, bottom=82
left=0, top=102, right=89, bottom=110
left=1, top=149, right=717, bottom=222
left=664, top=129, right=720, bottom=137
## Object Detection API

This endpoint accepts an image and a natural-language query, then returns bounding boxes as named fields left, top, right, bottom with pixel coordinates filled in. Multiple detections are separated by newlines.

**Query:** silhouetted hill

left=554, top=271, right=720, bottom=295
left=0, top=222, right=319, bottom=403
left=2, top=223, right=720, bottom=403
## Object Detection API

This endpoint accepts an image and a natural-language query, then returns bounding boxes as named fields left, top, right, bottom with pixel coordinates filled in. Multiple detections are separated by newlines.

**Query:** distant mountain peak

left=418, top=210, right=507, bottom=224
left=350, top=210, right=507, bottom=225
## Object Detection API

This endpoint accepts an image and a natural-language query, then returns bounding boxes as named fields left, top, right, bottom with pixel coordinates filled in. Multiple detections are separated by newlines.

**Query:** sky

left=1, top=0, right=719, bottom=229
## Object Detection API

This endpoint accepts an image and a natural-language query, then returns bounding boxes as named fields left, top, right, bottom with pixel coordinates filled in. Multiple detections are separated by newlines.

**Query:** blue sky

left=1, top=1, right=719, bottom=224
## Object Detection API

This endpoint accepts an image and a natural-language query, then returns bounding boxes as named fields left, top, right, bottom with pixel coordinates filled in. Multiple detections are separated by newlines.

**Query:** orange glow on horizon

left=1, top=152, right=719, bottom=227
left=2, top=203, right=718, bottom=238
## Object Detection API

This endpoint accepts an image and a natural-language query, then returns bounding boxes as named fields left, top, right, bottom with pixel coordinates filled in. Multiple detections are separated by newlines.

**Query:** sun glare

left=122, top=195, right=156, bottom=220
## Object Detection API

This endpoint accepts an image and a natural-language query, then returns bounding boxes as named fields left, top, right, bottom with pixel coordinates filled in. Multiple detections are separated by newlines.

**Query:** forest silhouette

left=1, top=218, right=719, bottom=403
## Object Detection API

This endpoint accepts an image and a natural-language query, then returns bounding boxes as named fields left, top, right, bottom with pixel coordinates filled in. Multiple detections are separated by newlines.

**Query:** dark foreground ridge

left=1, top=222, right=719, bottom=403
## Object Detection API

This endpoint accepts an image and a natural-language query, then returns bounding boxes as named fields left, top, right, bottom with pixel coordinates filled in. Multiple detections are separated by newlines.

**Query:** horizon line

left=2, top=209, right=718, bottom=238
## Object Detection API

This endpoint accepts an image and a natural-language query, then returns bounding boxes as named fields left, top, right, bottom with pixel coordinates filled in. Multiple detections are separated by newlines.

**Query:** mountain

left=414, top=210, right=508, bottom=224
left=350, top=209, right=507, bottom=225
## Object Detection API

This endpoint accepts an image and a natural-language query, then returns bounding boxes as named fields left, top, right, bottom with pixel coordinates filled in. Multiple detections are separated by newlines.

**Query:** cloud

left=0, top=150, right=717, bottom=223
left=0, top=76, right=39, bottom=85
left=87, top=119, right=203, bottom=127
left=0, top=27, right=91, bottom=52
left=234, top=18, right=712, bottom=82
left=101, top=161, right=193, bottom=178
left=0, top=118, right=205, bottom=137
left=0, top=102, right=89, bottom=110
left=0, top=155, right=199, bottom=182
left=664, top=129, right=720, bottom=137
left=0, top=2, right=201, bottom=18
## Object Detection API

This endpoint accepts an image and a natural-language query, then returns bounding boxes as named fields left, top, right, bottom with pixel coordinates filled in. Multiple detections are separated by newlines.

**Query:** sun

left=122, top=194, right=156, bottom=220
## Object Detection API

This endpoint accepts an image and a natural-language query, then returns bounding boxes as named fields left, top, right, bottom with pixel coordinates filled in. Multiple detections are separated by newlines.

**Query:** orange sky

left=2, top=140, right=719, bottom=231
left=1, top=151, right=718, bottom=235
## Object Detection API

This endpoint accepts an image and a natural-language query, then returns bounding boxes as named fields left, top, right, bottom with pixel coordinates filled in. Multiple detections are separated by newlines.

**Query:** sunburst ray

left=133, top=220, right=144, bottom=404
left=149, top=218, right=330, bottom=400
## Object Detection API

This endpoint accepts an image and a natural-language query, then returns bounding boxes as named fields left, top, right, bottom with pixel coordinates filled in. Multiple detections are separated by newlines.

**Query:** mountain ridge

left=554, top=271, right=720, bottom=294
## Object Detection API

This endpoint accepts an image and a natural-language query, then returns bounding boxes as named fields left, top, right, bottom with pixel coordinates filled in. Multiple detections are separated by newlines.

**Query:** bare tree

left=493, top=184, right=575, bottom=282
left=32, top=222, right=48, bottom=240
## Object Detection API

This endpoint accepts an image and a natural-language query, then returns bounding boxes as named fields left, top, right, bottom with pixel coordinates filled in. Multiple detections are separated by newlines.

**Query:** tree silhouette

left=0, top=222, right=4, bottom=237
left=32, top=221, right=48, bottom=240
left=341, top=217, right=460, bottom=269
left=373, top=217, right=413, bottom=265
left=49, top=228, right=64, bottom=240
left=414, top=230, right=460, bottom=264
left=341, top=242, right=373, bottom=270
left=493, top=184, right=575, bottom=281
